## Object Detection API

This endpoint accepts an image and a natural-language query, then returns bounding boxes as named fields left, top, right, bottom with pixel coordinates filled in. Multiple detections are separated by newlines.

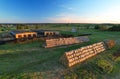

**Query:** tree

left=94, top=25, right=99, bottom=29
left=94, top=25, right=112, bottom=31
left=35, top=25, right=40, bottom=29
left=24, top=25, right=29, bottom=29
left=109, top=25, right=120, bottom=31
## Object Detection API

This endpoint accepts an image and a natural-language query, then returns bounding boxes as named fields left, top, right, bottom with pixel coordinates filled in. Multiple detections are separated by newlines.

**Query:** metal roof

left=32, top=30, right=59, bottom=33
left=10, top=30, right=34, bottom=35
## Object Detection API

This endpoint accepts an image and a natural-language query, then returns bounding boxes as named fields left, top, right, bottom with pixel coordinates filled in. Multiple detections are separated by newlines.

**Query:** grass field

left=0, top=28, right=120, bottom=79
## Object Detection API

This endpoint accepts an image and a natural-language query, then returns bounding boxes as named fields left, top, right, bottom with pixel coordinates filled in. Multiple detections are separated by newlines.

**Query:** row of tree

left=1, top=23, right=120, bottom=31
left=16, top=24, right=41, bottom=30
left=16, top=24, right=97, bottom=30
left=94, top=24, right=120, bottom=31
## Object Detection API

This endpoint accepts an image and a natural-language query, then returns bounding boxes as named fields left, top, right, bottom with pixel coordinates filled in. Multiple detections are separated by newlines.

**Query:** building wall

left=44, top=31, right=59, bottom=36
left=15, top=32, right=37, bottom=39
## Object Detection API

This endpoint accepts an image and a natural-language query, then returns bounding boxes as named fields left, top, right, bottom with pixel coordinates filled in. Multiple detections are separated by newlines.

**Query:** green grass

left=0, top=28, right=120, bottom=79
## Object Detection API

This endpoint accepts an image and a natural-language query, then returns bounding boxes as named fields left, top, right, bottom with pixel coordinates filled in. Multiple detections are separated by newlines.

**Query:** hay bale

left=104, top=40, right=116, bottom=49
left=60, top=41, right=111, bottom=67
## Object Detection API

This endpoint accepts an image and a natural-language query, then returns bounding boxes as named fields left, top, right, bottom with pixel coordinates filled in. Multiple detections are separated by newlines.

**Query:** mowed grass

left=0, top=29, right=120, bottom=79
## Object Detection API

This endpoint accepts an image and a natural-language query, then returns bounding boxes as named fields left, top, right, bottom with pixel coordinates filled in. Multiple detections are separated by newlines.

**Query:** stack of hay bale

left=44, top=39, right=57, bottom=48
left=63, top=37, right=80, bottom=45
left=60, top=40, right=115, bottom=67
left=44, top=36, right=89, bottom=48
left=45, top=37, right=80, bottom=48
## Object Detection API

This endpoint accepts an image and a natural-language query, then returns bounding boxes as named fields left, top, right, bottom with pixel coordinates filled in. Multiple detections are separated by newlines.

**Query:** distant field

left=0, top=28, right=120, bottom=79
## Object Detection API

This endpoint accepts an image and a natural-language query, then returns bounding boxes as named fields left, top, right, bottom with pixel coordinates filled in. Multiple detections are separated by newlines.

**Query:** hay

left=44, top=36, right=89, bottom=48
left=60, top=42, right=107, bottom=67
left=104, top=40, right=116, bottom=49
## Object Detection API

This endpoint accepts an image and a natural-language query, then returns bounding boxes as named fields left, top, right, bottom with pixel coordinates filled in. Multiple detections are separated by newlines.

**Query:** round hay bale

left=104, top=40, right=116, bottom=49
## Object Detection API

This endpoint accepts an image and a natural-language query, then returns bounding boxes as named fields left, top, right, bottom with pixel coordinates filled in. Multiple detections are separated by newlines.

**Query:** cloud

left=46, top=4, right=120, bottom=23
left=45, top=13, right=120, bottom=23
left=60, top=5, right=75, bottom=11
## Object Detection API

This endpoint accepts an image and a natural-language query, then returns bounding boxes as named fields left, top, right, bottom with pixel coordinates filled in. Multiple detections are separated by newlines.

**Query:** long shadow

left=0, top=50, right=66, bottom=79
left=0, top=41, right=98, bottom=79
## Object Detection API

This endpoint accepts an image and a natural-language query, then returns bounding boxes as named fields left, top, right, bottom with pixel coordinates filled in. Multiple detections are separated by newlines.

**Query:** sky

left=0, top=0, right=120, bottom=23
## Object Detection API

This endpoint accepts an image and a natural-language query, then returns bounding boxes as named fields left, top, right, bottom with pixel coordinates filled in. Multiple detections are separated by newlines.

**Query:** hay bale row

left=45, top=37, right=80, bottom=48
left=60, top=42, right=107, bottom=67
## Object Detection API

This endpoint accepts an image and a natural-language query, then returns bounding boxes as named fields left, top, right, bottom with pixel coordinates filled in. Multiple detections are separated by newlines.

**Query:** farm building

left=32, top=30, right=60, bottom=37
left=10, top=30, right=37, bottom=39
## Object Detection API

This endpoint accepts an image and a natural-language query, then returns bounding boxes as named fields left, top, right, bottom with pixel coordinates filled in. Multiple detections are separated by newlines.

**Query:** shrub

left=113, top=48, right=120, bottom=58
left=99, top=26, right=109, bottom=31
left=96, top=58, right=113, bottom=73
left=113, top=48, right=120, bottom=62
left=94, top=25, right=99, bottom=29
left=109, top=25, right=120, bottom=31
left=77, top=69, right=96, bottom=79
left=94, top=25, right=112, bottom=31
left=114, top=57, right=120, bottom=62
left=64, top=73, right=78, bottom=79
left=64, top=75, right=71, bottom=79
left=1, top=28, right=6, bottom=31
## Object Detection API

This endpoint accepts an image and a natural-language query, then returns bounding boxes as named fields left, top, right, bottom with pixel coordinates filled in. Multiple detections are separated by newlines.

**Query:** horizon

left=0, top=0, right=120, bottom=23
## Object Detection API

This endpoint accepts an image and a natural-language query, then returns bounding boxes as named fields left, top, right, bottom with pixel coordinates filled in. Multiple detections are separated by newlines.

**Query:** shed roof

left=10, top=30, right=35, bottom=35
left=32, top=30, right=59, bottom=33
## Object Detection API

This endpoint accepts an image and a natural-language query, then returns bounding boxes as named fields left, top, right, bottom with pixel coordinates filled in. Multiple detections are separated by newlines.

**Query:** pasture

left=0, top=28, right=120, bottom=79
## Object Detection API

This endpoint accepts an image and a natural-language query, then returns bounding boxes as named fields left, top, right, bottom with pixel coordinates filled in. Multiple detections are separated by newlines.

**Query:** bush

left=64, top=73, right=78, bottom=79
left=113, top=48, right=120, bottom=62
left=114, top=57, right=120, bottom=63
left=77, top=69, right=96, bottom=79
left=94, top=25, right=112, bottom=31
left=94, top=25, right=99, bottom=29
left=64, top=68, right=97, bottom=79
left=96, top=58, right=113, bottom=73
left=1, top=28, right=6, bottom=31
left=99, top=26, right=109, bottom=31
left=113, top=48, right=120, bottom=58
left=109, top=25, right=120, bottom=31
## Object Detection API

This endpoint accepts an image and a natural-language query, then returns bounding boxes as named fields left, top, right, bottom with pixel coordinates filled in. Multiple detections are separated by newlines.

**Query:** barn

left=10, top=30, right=37, bottom=39
left=32, top=30, right=60, bottom=37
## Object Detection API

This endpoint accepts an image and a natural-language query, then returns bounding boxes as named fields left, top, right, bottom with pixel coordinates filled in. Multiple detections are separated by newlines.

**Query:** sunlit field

left=0, top=26, right=120, bottom=79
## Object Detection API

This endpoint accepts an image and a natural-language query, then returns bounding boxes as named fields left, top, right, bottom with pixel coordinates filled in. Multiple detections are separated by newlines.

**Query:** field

left=0, top=27, right=120, bottom=79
